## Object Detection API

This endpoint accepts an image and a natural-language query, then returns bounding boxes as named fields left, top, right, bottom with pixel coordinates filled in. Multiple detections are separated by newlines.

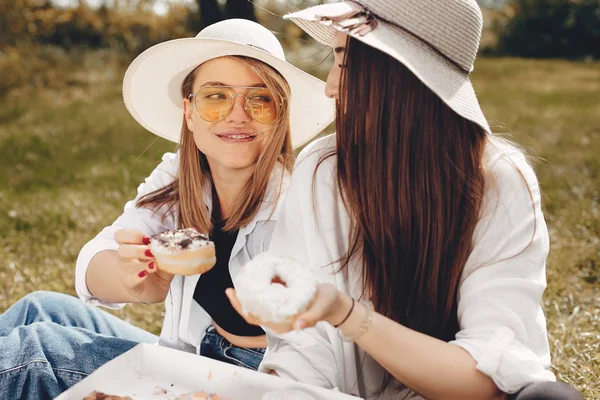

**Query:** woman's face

left=325, top=32, right=349, bottom=100
left=183, top=57, right=276, bottom=175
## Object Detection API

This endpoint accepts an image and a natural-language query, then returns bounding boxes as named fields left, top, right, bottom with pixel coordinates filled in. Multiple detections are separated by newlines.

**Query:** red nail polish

left=145, top=249, right=153, bottom=258
left=139, top=270, right=148, bottom=278
left=142, top=237, right=151, bottom=245
left=148, top=262, right=154, bottom=269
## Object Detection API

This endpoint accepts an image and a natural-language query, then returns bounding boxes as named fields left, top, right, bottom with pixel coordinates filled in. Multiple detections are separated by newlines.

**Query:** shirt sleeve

left=75, top=152, right=179, bottom=309
left=449, top=146, right=556, bottom=393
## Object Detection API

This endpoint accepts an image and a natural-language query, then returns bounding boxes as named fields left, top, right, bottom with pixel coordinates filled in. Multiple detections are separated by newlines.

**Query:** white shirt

left=260, top=134, right=556, bottom=398
left=75, top=151, right=289, bottom=353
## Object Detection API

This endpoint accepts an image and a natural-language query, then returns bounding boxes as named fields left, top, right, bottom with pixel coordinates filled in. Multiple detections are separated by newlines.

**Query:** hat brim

left=284, top=2, right=491, bottom=134
left=123, top=38, right=335, bottom=149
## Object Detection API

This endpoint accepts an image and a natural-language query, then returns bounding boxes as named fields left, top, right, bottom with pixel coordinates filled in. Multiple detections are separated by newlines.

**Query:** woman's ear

left=183, top=98, right=194, bottom=131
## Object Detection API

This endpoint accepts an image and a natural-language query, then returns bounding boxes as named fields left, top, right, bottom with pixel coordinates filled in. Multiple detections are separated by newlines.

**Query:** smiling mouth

left=217, top=132, right=258, bottom=143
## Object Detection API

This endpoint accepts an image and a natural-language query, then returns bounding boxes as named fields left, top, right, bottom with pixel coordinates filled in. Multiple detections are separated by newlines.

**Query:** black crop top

left=193, top=217, right=264, bottom=337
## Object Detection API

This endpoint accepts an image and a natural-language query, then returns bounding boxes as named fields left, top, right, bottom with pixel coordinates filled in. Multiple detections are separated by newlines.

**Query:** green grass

left=1, top=57, right=598, bottom=398
left=471, top=58, right=600, bottom=398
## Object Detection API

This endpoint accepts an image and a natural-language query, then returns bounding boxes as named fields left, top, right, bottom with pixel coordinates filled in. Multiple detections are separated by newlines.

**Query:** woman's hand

left=225, top=283, right=353, bottom=334
left=114, top=229, right=174, bottom=304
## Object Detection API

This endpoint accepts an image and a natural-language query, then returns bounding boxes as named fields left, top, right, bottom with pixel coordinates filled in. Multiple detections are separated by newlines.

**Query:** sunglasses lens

left=246, top=89, right=279, bottom=124
left=195, top=88, right=233, bottom=122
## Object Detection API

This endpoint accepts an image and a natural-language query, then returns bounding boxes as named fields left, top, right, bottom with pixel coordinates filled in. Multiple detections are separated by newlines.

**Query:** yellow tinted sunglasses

left=188, top=86, right=284, bottom=124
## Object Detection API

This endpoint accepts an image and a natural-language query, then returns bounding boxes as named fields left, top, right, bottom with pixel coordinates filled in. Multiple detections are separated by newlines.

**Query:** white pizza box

left=56, top=343, right=363, bottom=400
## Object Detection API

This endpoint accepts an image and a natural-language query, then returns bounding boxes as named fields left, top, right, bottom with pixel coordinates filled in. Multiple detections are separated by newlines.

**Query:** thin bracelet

left=334, top=298, right=355, bottom=328
left=339, top=300, right=374, bottom=342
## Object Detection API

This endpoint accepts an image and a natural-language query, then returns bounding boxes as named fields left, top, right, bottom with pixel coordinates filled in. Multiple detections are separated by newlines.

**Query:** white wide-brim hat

left=123, top=19, right=335, bottom=149
left=284, top=0, right=491, bottom=134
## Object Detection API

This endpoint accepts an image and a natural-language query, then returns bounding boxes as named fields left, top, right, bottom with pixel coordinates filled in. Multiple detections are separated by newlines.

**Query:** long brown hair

left=334, top=38, right=487, bottom=394
left=137, top=56, right=293, bottom=233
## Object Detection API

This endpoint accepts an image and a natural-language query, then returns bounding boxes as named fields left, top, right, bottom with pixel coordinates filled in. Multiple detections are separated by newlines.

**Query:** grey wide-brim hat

left=284, top=0, right=491, bottom=134
left=123, top=19, right=335, bottom=149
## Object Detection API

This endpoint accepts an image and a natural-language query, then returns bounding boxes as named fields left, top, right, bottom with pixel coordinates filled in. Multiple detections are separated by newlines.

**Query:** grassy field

left=1, top=56, right=598, bottom=398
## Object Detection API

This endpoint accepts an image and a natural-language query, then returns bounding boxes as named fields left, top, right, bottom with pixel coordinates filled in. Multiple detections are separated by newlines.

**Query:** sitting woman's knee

left=16, top=291, right=79, bottom=317
left=20, top=290, right=72, bottom=307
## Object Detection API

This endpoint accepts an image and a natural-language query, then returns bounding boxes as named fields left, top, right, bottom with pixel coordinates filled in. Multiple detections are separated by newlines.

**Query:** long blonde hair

left=136, top=56, right=293, bottom=233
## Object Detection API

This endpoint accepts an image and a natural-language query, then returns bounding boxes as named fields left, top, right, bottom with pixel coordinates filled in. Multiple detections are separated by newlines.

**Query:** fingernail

left=139, top=270, right=148, bottom=278
left=145, top=249, right=153, bottom=258
left=148, top=262, right=154, bottom=269
left=294, top=319, right=306, bottom=330
left=142, top=237, right=151, bottom=245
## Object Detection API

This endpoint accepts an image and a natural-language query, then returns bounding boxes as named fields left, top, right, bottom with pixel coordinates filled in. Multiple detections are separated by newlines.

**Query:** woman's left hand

left=226, top=283, right=353, bottom=334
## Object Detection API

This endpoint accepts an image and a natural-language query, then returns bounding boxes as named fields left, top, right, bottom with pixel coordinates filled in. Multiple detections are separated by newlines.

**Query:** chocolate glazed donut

left=150, top=228, right=217, bottom=276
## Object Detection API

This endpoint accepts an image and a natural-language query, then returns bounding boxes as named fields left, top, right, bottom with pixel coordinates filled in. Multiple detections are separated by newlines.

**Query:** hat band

left=320, top=0, right=472, bottom=75
left=245, top=43, right=272, bottom=55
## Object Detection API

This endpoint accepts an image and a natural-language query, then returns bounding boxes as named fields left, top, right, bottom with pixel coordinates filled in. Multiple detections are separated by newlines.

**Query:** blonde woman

left=0, top=19, right=333, bottom=398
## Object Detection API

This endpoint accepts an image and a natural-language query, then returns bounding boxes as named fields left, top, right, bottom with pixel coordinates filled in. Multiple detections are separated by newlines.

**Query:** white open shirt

left=260, top=134, right=556, bottom=399
left=75, top=151, right=289, bottom=353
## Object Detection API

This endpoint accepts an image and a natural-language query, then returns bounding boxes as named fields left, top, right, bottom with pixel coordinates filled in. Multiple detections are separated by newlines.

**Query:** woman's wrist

left=326, top=290, right=354, bottom=327
left=338, top=300, right=374, bottom=342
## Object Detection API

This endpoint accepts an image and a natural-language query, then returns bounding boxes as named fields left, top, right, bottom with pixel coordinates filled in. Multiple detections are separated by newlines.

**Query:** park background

left=0, top=0, right=598, bottom=398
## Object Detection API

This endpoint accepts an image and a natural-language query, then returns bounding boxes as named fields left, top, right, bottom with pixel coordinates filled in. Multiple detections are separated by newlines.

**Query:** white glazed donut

left=236, top=252, right=318, bottom=329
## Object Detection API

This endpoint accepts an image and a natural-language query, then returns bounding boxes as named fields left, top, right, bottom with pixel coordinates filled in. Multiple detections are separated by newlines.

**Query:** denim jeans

left=0, top=291, right=157, bottom=400
left=199, top=326, right=265, bottom=371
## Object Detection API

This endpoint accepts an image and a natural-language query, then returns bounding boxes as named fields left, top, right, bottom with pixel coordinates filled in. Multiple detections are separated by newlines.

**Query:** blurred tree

left=494, top=0, right=600, bottom=59
left=226, top=0, right=256, bottom=21
left=195, top=0, right=256, bottom=29
left=0, top=0, right=192, bottom=52
left=198, top=0, right=222, bottom=26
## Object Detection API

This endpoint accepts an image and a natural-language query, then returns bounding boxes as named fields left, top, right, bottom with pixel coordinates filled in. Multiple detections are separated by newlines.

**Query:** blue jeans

left=0, top=291, right=157, bottom=400
left=199, top=326, right=265, bottom=371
